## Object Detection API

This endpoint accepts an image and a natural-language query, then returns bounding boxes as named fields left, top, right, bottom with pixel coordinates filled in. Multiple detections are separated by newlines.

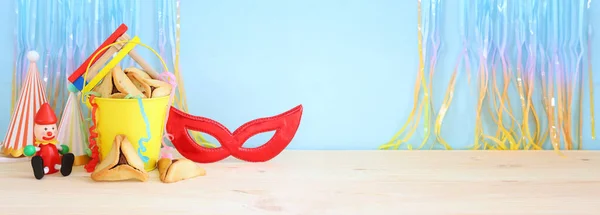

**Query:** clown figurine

left=23, top=103, right=75, bottom=180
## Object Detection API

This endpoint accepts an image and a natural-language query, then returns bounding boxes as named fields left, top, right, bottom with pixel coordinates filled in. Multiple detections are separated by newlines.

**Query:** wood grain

left=0, top=150, right=599, bottom=215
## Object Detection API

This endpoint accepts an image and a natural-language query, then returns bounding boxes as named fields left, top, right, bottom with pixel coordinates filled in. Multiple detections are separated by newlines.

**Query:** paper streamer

left=174, top=0, right=189, bottom=111
left=428, top=0, right=455, bottom=150
left=419, top=0, right=434, bottom=150
left=575, top=0, right=586, bottom=149
left=524, top=0, right=543, bottom=149
left=434, top=0, right=467, bottom=150
left=158, top=72, right=178, bottom=159
left=587, top=1, right=596, bottom=140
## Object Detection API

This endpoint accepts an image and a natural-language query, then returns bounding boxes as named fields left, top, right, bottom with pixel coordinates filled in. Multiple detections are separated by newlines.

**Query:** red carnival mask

left=166, top=105, right=303, bottom=163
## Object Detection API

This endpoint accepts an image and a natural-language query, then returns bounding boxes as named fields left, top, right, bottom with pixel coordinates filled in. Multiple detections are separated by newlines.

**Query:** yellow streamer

left=483, top=56, right=518, bottom=150
left=539, top=62, right=552, bottom=150
left=383, top=98, right=426, bottom=150
left=380, top=0, right=426, bottom=150
left=419, top=53, right=435, bottom=149
left=174, top=3, right=188, bottom=112
left=473, top=57, right=489, bottom=150
left=431, top=51, right=468, bottom=150
left=515, top=56, right=536, bottom=150
left=560, top=66, right=574, bottom=150
left=578, top=64, right=584, bottom=149
left=10, top=65, right=15, bottom=115
left=494, top=55, right=520, bottom=149
left=431, top=58, right=459, bottom=150
left=588, top=48, right=596, bottom=139
left=546, top=64, right=561, bottom=152
left=522, top=65, right=543, bottom=150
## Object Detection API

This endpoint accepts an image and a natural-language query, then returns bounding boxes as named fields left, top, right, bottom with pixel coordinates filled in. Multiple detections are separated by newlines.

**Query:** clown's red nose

left=46, top=131, right=53, bottom=136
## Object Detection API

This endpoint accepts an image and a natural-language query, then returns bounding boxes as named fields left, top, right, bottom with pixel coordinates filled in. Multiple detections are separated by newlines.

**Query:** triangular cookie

left=127, top=72, right=152, bottom=98
left=140, top=78, right=172, bottom=98
left=112, top=65, right=146, bottom=98
left=91, top=135, right=149, bottom=182
left=157, top=158, right=206, bottom=183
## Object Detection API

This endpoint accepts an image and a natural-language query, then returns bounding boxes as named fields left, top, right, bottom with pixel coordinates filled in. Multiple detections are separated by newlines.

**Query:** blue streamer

left=75, top=0, right=87, bottom=65
left=27, top=0, right=36, bottom=50
left=105, top=0, right=115, bottom=64
left=167, top=0, right=177, bottom=71
left=32, top=0, right=41, bottom=74
left=427, top=0, right=441, bottom=148
left=459, top=0, right=473, bottom=84
left=42, top=0, right=52, bottom=84
left=473, top=0, right=487, bottom=59
left=19, top=0, right=32, bottom=93
left=93, top=0, right=100, bottom=49
left=528, top=0, right=537, bottom=73
left=574, top=0, right=586, bottom=147
left=108, top=0, right=115, bottom=30
left=538, top=0, right=550, bottom=112
left=55, top=0, right=66, bottom=106
left=62, top=0, right=76, bottom=112
left=45, top=0, right=56, bottom=114
left=459, top=0, right=467, bottom=52
left=431, top=0, right=441, bottom=61
left=119, top=0, right=129, bottom=66
left=155, top=0, right=177, bottom=74
left=466, top=0, right=478, bottom=79
left=515, top=0, right=525, bottom=71
left=577, top=0, right=586, bottom=64
left=124, top=94, right=151, bottom=163
left=13, top=0, right=24, bottom=112
left=158, top=0, right=167, bottom=67
left=569, top=0, right=576, bottom=67
left=99, top=0, right=106, bottom=46
left=421, top=0, right=430, bottom=63
left=498, top=0, right=507, bottom=54
left=130, top=0, right=140, bottom=67
left=567, top=0, right=576, bottom=81
left=559, top=0, right=569, bottom=84
left=85, top=0, right=94, bottom=59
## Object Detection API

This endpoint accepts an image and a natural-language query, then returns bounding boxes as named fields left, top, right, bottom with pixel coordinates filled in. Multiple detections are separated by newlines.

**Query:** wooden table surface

left=0, top=150, right=599, bottom=215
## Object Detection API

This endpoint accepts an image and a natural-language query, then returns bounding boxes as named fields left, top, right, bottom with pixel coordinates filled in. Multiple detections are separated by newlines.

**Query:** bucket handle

left=80, top=39, right=176, bottom=101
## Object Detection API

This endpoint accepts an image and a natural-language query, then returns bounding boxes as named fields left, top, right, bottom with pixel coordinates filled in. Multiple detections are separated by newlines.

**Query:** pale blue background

left=1, top=1, right=600, bottom=150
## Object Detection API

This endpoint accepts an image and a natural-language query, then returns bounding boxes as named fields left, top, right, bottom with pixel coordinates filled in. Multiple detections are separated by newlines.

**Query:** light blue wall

left=1, top=1, right=600, bottom=150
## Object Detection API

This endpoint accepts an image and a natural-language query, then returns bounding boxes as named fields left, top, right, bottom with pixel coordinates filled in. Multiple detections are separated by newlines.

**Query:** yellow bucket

left=81, top=39, right=175, bottom=172
left=93, top=96, right=169, bottom=171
